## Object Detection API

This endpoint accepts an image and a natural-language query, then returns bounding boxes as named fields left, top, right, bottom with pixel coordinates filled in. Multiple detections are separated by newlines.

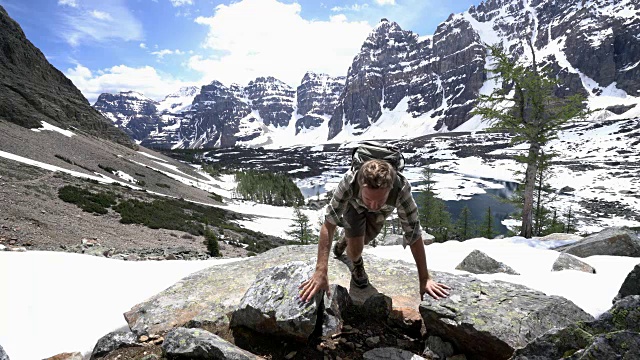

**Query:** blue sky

left=0, top=0, right=483, bottom=103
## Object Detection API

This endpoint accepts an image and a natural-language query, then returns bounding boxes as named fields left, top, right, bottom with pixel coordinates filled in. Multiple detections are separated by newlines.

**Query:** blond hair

left=357, top=159, right=396, bottom=189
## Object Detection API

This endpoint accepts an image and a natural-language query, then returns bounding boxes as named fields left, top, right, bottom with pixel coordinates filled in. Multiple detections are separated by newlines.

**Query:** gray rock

left=419, top=276, right=593, bottom=360
left=557, top=227, right=640, bottom=257
left=614, top=264, right=640, bottom=302
left=0, top=344, right=8, bottom=360
left=162, top=327, right=260, bottom=360
left=362, top=293, right=392, bottom=321
left=322, top=284, right=352, bottom=337
left=363, top=347, right=427, bottom=360
left=230, top=261, right=319, bottom=342
left=511, top=295, right=640, bottom=360
left=90, top=330, right=139, bottom=359
left=245, top=77, right=295, bottom=128
left=44, top=352, right=83, bottom=360
left=424, top=336, right=454, bottom=360
left=455, top=249, right=519, bottom=275
left=551, top=253, right=596, bottom=274
left=124, top=245, right=431, bottom=337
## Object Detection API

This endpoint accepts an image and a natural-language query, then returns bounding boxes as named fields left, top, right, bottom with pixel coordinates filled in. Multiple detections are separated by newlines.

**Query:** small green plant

left=203, top=228, right=221, bottom=257
left=156, top=183, right=171, bottom=189
left=58, top=185, right=117, bottom=215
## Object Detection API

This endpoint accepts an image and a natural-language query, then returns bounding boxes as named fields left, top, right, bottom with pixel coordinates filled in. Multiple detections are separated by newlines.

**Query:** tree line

left=234, top=170, right=304, bottom=207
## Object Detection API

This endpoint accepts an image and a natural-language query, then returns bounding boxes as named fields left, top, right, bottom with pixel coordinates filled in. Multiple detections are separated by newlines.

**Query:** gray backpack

left=351, top=141, right=405, bottom=172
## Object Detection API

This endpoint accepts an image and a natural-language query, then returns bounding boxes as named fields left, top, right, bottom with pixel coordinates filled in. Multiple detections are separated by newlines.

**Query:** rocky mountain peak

left=295, top=72, right=345, bottom=135
left=244, top=76, right=295, bottom=128
left=0, top=4, right=133, bottom=148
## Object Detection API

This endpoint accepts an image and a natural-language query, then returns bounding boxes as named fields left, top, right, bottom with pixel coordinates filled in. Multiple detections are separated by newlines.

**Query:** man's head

left=357, top=159, right=396, bottom=211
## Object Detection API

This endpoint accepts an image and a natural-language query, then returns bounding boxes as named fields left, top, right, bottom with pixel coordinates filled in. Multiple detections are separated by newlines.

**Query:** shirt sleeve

left=395, top=178, right=422, bottom=248
left=324, top=172, right=353, bottom=226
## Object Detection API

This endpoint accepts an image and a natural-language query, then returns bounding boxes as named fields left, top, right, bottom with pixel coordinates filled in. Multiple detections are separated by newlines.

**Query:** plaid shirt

left=325, top=170, right=422, bottom=247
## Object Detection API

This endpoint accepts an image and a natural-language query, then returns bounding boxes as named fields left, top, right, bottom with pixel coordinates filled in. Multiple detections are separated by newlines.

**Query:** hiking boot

left=333, top=236, right=347, bottom=257
left=351, top=257, right=369, bottom=288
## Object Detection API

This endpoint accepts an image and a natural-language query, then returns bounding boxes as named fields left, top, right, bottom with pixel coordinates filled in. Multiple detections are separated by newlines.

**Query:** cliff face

left=0, top=5, right=134, bottom=148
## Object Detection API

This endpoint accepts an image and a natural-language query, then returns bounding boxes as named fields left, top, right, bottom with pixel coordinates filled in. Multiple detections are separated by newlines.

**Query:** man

left=299, top=159, right=450, bottom=302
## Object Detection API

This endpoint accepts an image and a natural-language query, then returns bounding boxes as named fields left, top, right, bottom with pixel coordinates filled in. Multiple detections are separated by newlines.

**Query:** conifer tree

left=286, top=206, right=314, bottom=244
left=204, top=227, right=221, bottom=257
left=480, top=206, right=495, bottom=239
left=456, top=205, right=474, bottom=240
left=473, top=41, right=587, bottom=238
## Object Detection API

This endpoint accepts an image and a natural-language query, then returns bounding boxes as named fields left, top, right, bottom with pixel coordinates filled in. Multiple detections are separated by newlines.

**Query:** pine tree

left=564, top=206, right=575, bottom=234
left=432, top=200, right=452, bottom=242
left=456, top=205, right=474, bottom=240
left=473, top=41, right=588, bottom=238
left=286, top=206, right=314, bottom=244
left=480, top=207, right=495, bottom=239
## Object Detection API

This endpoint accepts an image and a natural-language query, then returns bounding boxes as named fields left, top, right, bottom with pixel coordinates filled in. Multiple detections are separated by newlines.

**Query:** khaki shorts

left=343, top=203, right=386, bottom=244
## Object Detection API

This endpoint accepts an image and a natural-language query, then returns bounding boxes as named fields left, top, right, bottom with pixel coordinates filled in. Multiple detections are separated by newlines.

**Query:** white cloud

left=59, top=1, right=143, bottom=46
left=170, top=0, right=193, bottom=6
left=139, top=43, right=147, bottom=49
left=331, top=3, right=369, bottom=12
left=151, top=49, right=185, bottom=59
left=58, top=0, right=78, bottom=7
left=374, top=0, right=396, bottom=5
left=191, top=0, right=372, bottom=87
left=65, top=64, right=192, bottom=103
left=90, top=10, right=113, bottom=21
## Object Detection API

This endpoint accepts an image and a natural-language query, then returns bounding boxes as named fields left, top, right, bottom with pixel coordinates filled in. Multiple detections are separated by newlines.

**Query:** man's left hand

left=421, top=279, right=451, bottom=300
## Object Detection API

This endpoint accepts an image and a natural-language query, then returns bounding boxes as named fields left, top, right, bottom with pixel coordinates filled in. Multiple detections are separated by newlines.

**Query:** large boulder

left=162, top=327, right=260, bottom=360
left=551, top=253, right=596, bottom=274
left=229, top=262, right=320, bottom=342
left=419, top=275, right=593, bottom=360
left=555, top=227, right=640, bottom=257
left=124, top=245, right=431, bottom=337
left=511, top=295, right=640, bottom=359
left=614, top=264, right=640, bottom=302
left=455, top=249, right=519, bottom=275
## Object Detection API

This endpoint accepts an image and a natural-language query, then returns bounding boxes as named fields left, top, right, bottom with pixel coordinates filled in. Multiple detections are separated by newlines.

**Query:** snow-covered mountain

left=94, top=0, right=640, bottom=148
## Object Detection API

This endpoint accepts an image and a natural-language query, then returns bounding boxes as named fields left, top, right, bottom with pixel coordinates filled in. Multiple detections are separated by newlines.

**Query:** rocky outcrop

left=90, top=331, right=140, bottom=359
left=419, top=275, right=594, bottom=360
left=162, top=328, right=260, bottom=360
left=552, top=253, right=597, bottom=273
left=511, top=295, right=640, bottom=360
left=93, top=91, right=160, bottom=141
left=455, top=249, right=520, bottom=275
left=0, top=5, right=134, bottom=148
left=0, top=344, right=8, bottom=360
left=244, top=76, right=295, bottom=128
left=296, top=72, right=345, bottom=134
left=614, top=263, right=640, bottom=302
left=229, top=262, right=320, bottom=341
left=556, top=227, right=640, bottom=257
left=124, top=245, right=429, bottom=337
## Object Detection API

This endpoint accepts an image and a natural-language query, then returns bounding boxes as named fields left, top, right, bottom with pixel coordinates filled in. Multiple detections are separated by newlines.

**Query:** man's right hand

left=298, top=270, right=330, bottom=302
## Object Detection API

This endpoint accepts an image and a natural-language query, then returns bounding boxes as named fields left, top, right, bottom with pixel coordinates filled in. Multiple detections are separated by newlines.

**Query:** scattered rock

left=512, top=295, right=640, bottom=359
left=162, top=327, right=260, bottom=360
left=556, top=227, right=640, bottom=257
left=363, top=347, right=427, bottom=359
left=230, top=261, right=320, bottom=342
left=322, top=284, right=352, bottom=337
left=455, top=249, right=519, bottom=275
left=613, top=264, right=640, bottom=302
left=419, top=276, right=593, bottom=360
left=424, top=336, right=454, bottom=359
left=551, top=253, right=596, bottom=274
left=43, top=352, right=83, bottom=360
left=91, top=330, right=140, bottom=359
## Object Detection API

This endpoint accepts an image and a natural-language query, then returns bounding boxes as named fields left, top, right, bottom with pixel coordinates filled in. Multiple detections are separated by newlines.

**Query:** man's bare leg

left=345, top=235, right=369, bottom=287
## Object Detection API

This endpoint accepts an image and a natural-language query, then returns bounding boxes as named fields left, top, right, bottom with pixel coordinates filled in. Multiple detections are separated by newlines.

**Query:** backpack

left=351, top=141, right=405, bottom=172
